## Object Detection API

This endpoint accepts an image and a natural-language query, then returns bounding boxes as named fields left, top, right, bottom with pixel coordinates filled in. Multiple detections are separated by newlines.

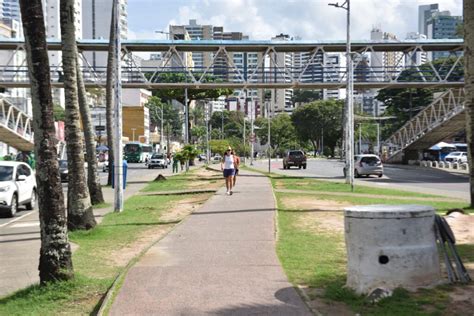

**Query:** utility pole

left=113, top=0, right=123, bottom=212
left=267, top=98, right=271, bottom=173
left=329, top=0, right=353, bottom=190
left=206, top=101, right=210, bottom=164
left=376, top=122, right=380, bottom=155
left=184, top=88, right=189, bottom=171
left=184, top=88, right=189, bottom=144
left=160, top=104, right=163, bottom=153
left=250, top=96, right=254, bottom=166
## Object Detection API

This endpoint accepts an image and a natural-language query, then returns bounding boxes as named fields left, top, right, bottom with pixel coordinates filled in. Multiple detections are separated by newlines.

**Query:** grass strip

left=0, top=170, right=215, bottom=315
left=272, top=176, right=473, bottom=315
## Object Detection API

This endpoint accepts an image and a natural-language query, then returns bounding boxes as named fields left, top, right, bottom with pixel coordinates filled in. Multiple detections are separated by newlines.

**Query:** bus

left=123, top=142, right=153, bottom=163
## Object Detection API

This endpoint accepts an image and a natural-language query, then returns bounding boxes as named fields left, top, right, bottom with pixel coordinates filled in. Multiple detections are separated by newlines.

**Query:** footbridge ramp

left=385, top=89, right=465, bottom=163
left=0, top=98, right=34, bottom=151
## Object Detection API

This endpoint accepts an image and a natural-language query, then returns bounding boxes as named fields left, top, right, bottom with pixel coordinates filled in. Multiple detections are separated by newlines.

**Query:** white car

left=148, top=153, right=168, bottom=169
left=0, top=161, right=37, bottom=217
left=444, top=152, right=468, bottom=164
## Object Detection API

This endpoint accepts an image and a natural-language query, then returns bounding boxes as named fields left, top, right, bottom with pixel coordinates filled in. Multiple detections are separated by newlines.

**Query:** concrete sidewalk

left=110, top=170, right=311, bottom=315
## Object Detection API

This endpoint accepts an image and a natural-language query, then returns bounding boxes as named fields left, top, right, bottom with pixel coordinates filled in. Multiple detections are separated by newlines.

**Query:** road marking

left=0, top=210, right=38, bottom=228
left=11, top=222, right=39, bottom=228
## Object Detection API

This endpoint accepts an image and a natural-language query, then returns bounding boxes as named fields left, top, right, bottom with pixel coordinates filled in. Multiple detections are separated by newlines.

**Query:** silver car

left=354, top=154, right=383, bottom=178
left=344, top=154, right=384, bottom=178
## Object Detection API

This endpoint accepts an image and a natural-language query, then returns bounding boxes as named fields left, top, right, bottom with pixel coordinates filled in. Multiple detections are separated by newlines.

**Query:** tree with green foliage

left=209, top=139, right=230, bottom=156
left=255, top=114, right=298, bottom=156
left=291, top=89, right=322, bottom=105
left=376, top=88, right=433, bottom=138
left=291, top=99, right=344, bottom=156
left=210, top=110, right=245, bottom=139
left=181, top=144, right=199, bottom=167
left=145, top=96, right=182, bottom=151
left=53, top=104, right=65, bottom=121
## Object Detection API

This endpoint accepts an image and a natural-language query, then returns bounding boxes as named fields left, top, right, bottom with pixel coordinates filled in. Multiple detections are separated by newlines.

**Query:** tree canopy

left=291, top=99, right=344, bottom=155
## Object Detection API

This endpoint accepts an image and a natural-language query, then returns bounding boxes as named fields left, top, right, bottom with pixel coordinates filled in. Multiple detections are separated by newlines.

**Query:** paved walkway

left=110, top=170, right=311, bottom=315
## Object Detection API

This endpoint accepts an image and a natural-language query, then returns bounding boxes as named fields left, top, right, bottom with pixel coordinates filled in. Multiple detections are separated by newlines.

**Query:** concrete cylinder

left=344, top=205, right=441, bottom=294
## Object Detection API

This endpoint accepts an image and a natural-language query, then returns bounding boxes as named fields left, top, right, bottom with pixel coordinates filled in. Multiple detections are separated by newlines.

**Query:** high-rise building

left=370, top=27, right=404, bottom=80
left=323, top=54, right=341, bottom=100
left=82, top=0, right=128, bottom=69
left=169, top=20, right=245, bottom=79
left=41, top=0, right=82, bottom=108
left=0, top=0, right=19, bottom=21
left=270, top=34, right=293, bottom=114
left=418, top=4, right=462, bottom=60
left=418, top=4, right=439, bottom=36
left=405, top=32, right=428, bottom=66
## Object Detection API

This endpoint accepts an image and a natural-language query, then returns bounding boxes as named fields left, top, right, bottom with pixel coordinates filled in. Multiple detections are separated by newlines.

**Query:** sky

left=127, top=0, right=463, bottom=41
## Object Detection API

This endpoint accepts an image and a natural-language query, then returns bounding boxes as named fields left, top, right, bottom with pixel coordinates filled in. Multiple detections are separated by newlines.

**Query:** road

left=251, top=158, right=469, bottom=201
left=0, top=163, right=178, bottom=297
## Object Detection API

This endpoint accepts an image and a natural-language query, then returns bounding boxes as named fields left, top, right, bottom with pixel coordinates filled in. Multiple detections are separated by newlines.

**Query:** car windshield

left=152, top=154, right=164, bottom=159
left=59, top=160, right=68, bottom=168
left=361, top=156, right=380, bottom=164
left=289, top=151, right=303, bottom=156
left=0, top=166, right=14, bottom=181
left=449, top=152, right=461, bottom=156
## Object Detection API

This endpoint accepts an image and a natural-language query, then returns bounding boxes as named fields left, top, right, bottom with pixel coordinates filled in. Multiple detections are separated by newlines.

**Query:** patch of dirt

left=297, top=211, right=346, bottom=234
left=111, top=225, right=170, bottom=267
left=160, top=194, right=211, bottom=222
left=110, top=194, right=212, bottom=268
left=280, top=195, right=352, bottom=211
left=193, top=168, right=220, bottom=178
left=444, top=212, right=474, bottom=244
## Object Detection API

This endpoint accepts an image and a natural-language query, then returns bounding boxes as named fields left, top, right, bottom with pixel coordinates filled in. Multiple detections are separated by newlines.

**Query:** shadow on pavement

left=192, top=208, right=276, bottom=216
left=209, top=287, right=311, bottom=315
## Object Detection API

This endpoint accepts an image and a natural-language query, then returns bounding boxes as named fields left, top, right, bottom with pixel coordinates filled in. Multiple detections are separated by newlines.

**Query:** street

left=0, top=163, right=177, bottom=297
left=251, top=158, right=469, bottom=201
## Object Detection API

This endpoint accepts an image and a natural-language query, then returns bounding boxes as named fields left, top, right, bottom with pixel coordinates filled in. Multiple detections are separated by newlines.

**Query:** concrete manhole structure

left=344, top=205, right=441, bottom=294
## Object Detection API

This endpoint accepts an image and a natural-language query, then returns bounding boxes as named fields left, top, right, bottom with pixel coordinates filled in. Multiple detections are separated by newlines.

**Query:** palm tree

left=19, top=0, right=73, bottom=283
left=76, top=56, right=104, bottom=205
left=60, top=0, right=96, bottom=230
left=106, top=6, right=116, bottom=185
left=465, top=0, right=474, bottom=206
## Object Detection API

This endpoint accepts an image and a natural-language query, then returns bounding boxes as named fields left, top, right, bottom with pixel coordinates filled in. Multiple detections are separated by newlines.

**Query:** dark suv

left=283, top=150, right=307, bottom=169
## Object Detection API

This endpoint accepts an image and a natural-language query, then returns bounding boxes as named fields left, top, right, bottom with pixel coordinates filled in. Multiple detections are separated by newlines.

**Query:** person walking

left=172, top=154, right=179, bottom=173
left=232, top=150, right=240, bottom=187
left=221, top=148, right=235, bottom=195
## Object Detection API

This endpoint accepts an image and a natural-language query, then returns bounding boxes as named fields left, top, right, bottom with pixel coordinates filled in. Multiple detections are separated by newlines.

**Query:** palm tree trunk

left=60, top=0, right=96, bottom=230
left=465, top=0, right=474, bottom=206
left=19, top=0, right=73, bottom=283
left=76, top=56, right=105, bottom=205
left=106, top=7, right=116, bottom=185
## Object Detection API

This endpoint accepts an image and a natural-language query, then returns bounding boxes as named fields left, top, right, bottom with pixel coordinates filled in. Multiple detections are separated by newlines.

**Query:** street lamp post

left=329, top=0, right=354, bottom=190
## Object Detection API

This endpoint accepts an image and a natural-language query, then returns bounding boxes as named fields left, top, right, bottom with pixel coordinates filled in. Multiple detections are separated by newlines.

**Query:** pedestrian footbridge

left=385, top=89, right=465, bottom=163
left=0, top=98, right=34, bottom=151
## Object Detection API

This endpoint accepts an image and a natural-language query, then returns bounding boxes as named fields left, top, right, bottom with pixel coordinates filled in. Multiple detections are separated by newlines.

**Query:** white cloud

left=128, top=0, right=463, bottom=41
